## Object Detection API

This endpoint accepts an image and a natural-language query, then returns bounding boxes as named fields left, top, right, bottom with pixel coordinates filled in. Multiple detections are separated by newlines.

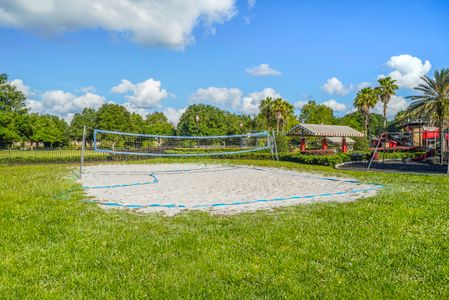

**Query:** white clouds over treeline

left=111, top=78, right=169, bottom=109
left=0, top=0, right=237, bottom=49
left=190, top=86, right=280, bottom=115
left=319, top=54, right=432, bottom=117
left=10, top=53, right=432, bottom=124
left=12, top=77, right=283, bottom=125
left=11, top=77, right=182, bottom=123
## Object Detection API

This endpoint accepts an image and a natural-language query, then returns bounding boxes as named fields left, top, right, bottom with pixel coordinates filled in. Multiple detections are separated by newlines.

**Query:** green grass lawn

left=1, top=159, right=449, bottom=298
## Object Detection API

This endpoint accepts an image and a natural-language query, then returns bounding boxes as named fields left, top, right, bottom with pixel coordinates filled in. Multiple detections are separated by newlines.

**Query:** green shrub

left=273, top=134, right=289, bottom=152
left=351, top=151, right=427, bottom=161
left=212, top=151, right=351, bottom=167
left=353, top=137, right=369, bottom=151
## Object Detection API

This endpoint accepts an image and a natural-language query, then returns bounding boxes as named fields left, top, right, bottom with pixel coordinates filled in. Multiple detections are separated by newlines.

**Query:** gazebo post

left=341, top=137, right=348, bottom=153
left=300, top=137, right=306, bottom=152
left=321, top=137, right=328, bottom=150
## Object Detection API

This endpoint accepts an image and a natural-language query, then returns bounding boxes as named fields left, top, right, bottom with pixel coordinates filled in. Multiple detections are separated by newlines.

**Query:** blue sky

left=1, top=0, right=448, bottom=123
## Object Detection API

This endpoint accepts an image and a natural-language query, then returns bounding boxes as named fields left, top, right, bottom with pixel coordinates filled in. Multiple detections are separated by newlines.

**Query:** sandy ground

left=79, top=163, right=382, bottom=215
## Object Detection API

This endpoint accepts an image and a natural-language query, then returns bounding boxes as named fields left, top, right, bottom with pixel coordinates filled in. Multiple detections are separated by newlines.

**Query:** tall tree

left=377, top=76, right=398, bottom=129
left=275, top=98, right=295, bottom=133
left=0, top=73, right=28, bottom=114
left=30, top=114, right=69, bottom=148
left=298, top=100, right=335, bottom=125
left=272, top=98, right=284, bottom=133
left=69, top=108, right=97, bottom=145
left=407, top=68, right=449, bottom=164
left=145, top=112, right=174, bottom=135
left=353, top=87, right=379, bottom=137
left=0, top=112, right=20, bottom=147
left=129, top=113, right=145, bottom=133
left=336, top=111, right=364, bottom=132
left=259, top=97, right=275, bottom=130
left=177, top=104, right=230, bottom=136
left=259, top=97, right=295, bottom=133
left=96, top=104, right=132, bottom=132
left=0, top=73, right=31, bottom=146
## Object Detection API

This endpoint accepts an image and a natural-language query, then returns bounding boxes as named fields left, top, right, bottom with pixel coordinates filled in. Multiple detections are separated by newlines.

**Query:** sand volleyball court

left=79, top=163, right=382, bottom=215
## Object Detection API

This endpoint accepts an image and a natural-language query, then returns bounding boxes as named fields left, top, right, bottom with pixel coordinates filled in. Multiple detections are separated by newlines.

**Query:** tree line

left=1, top=69, right=448, bottom=153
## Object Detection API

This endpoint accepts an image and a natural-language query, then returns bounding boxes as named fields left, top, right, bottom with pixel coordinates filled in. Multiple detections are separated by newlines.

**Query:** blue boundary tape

left=83, top=174, right=159, bottom=189
left=77, top=165, right=384, bottom=210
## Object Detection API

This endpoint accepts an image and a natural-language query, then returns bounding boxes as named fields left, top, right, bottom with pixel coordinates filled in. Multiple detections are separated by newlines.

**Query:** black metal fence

left=0, top=146, right=151, bottom=165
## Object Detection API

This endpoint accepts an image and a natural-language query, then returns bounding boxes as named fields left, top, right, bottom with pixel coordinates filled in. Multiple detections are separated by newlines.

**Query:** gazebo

left=287, top=123, right=364, bottom=153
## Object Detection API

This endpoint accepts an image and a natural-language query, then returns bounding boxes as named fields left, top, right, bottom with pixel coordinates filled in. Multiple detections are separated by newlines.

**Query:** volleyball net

left=92, top=129, right=273, bottom=157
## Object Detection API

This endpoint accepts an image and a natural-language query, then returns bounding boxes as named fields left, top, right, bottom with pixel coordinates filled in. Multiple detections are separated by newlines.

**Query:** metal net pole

left=79, top=125, right=87, bottom=179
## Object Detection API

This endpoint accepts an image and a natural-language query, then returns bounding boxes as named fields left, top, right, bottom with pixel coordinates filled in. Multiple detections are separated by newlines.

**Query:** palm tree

left=259, top=97, right=294, bottom=133
left=271, top=98, right=295, bottom=134
left=407, top=68, right=449, bottom=164
left=280, top=101, right=294, bottom=133
left=353, top=87, right=379, bottom=137
left=259, top=97, right=274, bottom=130
left=272, top=98, right=285, bottom=133
left=377, top=76, right=398, bottom=129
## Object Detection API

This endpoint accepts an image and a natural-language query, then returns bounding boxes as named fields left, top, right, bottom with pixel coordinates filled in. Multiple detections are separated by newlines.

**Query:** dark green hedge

left=352, top=151, right=427, bottom=161
left=214, top=151, right=351, bottom=167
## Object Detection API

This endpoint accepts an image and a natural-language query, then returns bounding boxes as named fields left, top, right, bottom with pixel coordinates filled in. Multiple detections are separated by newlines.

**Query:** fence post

left=80, top=125, right=87, bottom=179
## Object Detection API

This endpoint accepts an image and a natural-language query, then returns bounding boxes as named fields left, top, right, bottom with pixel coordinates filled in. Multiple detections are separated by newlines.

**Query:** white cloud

left=240, top=87, right=281, bottom=114
left=111, top=78, right=169, bottom=109
left=163, top=107, right=186, bottom=125
left=356, top=82, right=371, bottom=91
left=24, top=88, right=106, bottom=121
left=26, top=99, right=43, bottom=112
left=322, top=77, right=350, bottom=96
left=120, top=103, right=147, bottom=117
left=190, top=87, right=242, bottom=110
left=15, top=78, right=183, bottom=124
left=39, top=90, right=79, bottom=114
left=246, top=87, right=281, bottom=103
left=244, top=0, right=256, bottom=24
left=40, top=90, right=106, bottom=115
left=121, top=103, right=185, bottom=126
left=190, top=86, right=281, bottom=115
left=111, top=79, right=134, bottom=94
left=322, top=99, right=348, bottom=112
left=0, top=0, right=236, bottom=49
left=10, top=79, right=32, bottom=97
left=81, top=86, right=96, bottom=93
left=373, top=95, right=409, bottom=119
left=240, top=97, right=259, bottom=115
left=294, top=100, right=308, bottom=109
left=246, top=64, right=281, bottom=76
left=379, top=54, right=431, bottom=89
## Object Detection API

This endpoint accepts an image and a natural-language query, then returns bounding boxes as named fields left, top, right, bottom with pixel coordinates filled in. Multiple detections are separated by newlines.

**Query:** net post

left=79, top=125, right=87, bottom=179
left=268, top=132, right=275, bottom=161
left=272, top=130, right=279, bottom=161
left=93, top=128, right=97, bottom=151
